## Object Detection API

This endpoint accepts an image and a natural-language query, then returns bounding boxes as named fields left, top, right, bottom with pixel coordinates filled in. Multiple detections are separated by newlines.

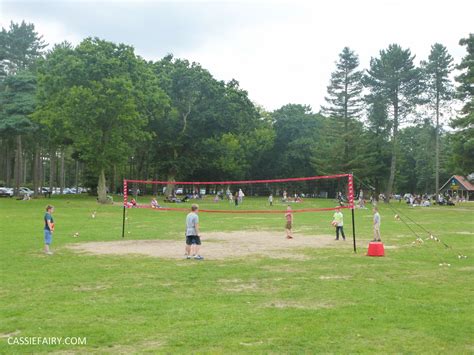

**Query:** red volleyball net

left=122, top=174, right=355, bottom=214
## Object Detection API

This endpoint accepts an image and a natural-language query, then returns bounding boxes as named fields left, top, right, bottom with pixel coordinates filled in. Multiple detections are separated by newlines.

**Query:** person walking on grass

left=373, top=207, right=382, bottom=242
left=269, top=194, right=273, bottom=206
left=285, top=205, right=293, bottom=239
left=43, top=205, right=55, bottom=255
left=333, top=206, right=346, bottom=241
left=185, top=204, right=204, bottom=260
left=238, top=188, right=245, bottom=204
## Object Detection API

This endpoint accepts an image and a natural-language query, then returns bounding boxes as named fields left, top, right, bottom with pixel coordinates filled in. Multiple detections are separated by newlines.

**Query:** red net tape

left=124, top=174, right=350, bottom=185
left=124, top=174, right=355, bottom=211
left=134, top=205, right=351, bottom=214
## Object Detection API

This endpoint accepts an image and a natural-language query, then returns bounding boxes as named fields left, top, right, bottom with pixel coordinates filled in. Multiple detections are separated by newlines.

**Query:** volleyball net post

left=122, top=179, right=128, bottom=238
left=348, top=174, right=356, bottom=253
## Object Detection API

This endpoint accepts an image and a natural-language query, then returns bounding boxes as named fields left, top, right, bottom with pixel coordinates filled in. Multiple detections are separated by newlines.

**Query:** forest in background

left=0, top=21, right=472, bottom=202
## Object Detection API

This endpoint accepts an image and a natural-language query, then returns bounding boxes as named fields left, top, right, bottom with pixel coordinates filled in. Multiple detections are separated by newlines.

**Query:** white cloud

left=1, top=0, right=472, bottom=111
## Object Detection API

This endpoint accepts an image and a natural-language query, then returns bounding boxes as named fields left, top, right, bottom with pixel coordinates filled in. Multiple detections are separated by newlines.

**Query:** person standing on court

left=238, top=188, right=245, bottom=204
left=285, top=205, right=293, bottom=239
left=373, top=207, right=382, bottom=241
left=185, top=204, right=203, bottom=260
left=43, top=205, right=55, bottom=255
left=333, top=206, right=346, bottom=241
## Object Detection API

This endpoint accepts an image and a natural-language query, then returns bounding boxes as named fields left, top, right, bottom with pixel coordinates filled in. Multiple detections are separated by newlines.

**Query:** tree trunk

left=343, top=71, right=349, bottom=166
left=40, top=149, right=44, bottom=192
left=59, top=149, right=65, bottom=194
left=111, top=164, right=117, bottom=195
left=14, top=135, right=22, bottom=196
left=152, top=172, right=158, bottom=195
left=97, top=168, right=108, bottom=204
left=386, top=105, right=399, bottom=199
left=33, top=144, right=40, bottom=197
left=435, top=94, right=440, bottom=199
left=5, top=142, right=11, bottom=186
left=166, top=173, right=176, bottom=197
left=23, top=151, right=27, bottom=184
left=49, top=149, right=57, bottom=195
left=75, top=160, right=80, bottom=194
left=4, top=140, right=11, bottom=187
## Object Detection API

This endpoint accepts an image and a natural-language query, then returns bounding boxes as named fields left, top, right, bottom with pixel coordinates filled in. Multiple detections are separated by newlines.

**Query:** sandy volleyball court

left=68, top=231, right=350, bottom=260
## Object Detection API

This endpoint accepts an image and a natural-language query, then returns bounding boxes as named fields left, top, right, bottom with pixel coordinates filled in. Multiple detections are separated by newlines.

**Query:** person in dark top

left=44, top=205, right=55, bottom=255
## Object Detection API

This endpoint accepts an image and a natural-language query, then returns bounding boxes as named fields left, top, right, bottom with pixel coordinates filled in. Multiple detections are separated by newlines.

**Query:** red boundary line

left=133, top=205, right=351, bottom=214
left=124, top=174, right=349, bottom=185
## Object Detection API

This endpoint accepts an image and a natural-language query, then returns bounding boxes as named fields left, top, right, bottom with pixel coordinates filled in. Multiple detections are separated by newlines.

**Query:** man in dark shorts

left=185, top=204, right=203, bottom=260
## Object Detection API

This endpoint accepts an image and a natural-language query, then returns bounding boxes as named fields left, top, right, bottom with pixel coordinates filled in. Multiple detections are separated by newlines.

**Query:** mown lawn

left=0, top=195, right=473, bottom=353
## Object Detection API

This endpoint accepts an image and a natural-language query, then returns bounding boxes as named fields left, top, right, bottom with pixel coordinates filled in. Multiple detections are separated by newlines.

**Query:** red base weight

left=367, top=242, right=385, bottom=257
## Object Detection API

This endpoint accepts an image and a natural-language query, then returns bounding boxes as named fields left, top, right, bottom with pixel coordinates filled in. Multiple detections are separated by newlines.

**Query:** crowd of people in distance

left=353, top=190, right=465, bottom=208
left=403, top=192, right=460, bottom=207
left=281, top=190, right=304, bottom=203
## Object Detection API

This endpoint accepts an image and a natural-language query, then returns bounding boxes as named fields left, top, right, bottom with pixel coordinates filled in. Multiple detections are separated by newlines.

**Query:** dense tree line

left=0, top=21, right=472, bottom=202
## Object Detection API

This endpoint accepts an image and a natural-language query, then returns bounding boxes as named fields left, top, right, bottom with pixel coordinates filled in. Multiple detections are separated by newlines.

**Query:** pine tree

left=451, top=34, right=474, bottom=174
left=322, top=47, right=363, bottom=169
left=0, top=21, right=45, bottom=195
left=422, top=43, right=454, bottom=198
left=365, top=44, right=424, bottom=198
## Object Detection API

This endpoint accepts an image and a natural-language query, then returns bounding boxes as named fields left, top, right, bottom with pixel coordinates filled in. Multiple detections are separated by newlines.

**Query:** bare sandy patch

left=73, top=284, right=109, bottom=292
left=0, top=330, right=20, bottom=338
left=67, top=231, right=344, bottom=260
left=319, top=275, right=351, bottom=280
left=260, top=265, right=304, bottom=273
left=266, top=300, right=333, bottom=310
left=240, top=340, right=265, bottom=346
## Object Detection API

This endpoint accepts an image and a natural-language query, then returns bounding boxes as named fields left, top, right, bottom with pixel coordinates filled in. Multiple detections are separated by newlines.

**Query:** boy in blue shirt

left=44, top=205, right=55, bottom=255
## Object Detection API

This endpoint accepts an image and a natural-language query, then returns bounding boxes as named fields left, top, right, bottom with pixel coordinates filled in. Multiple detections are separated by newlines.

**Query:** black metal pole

left=352, top=207, right=356, bottom=252
left=121, top=205, right=126, bottom=238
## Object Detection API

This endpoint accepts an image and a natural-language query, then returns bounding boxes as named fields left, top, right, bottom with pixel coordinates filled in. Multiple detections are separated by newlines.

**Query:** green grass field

left=1, top=195, right=473, bottom=353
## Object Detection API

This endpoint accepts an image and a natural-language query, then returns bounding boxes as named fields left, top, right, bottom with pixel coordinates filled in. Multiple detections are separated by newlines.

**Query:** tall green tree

left=451, top=34, right=474, bottom=174
left=0, top=71, right=37, bottom=191
left=322, top=47, right=364, bottom=170
left=358, top=94, right=391, bottom=194
left=397, top=122, right=436, bottom=193
left=269, top=104, right=321, bottom=178
left=422, top=43, right=454, bottom=197
left=35, top=38, right=166, bottom=202
left=0, top=21, right=46, bottom=75
left=0, top=21, right=45, bottom=194
left=365, top=44, right=424, bottom=198
left=152, top=56, right=265, bottom=188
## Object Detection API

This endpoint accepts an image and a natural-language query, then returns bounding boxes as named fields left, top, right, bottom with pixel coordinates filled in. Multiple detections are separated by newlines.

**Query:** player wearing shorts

left=185, top=204, right=203, bottom=260
left=44, top=205, right=55, bottom=255
left=285, top=205, right=293, bottom=239
left=373, top=207, right=382, bottom=241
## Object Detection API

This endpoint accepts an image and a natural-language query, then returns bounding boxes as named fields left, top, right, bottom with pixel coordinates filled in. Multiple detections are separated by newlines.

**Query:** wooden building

left=439, top=175, right=474, bottom=201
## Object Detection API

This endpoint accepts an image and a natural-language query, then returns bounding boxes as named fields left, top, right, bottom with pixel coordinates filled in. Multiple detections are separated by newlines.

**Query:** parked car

left=19, top=187, right=34, bottom=196
left=0, top=187, right=13, bottom=197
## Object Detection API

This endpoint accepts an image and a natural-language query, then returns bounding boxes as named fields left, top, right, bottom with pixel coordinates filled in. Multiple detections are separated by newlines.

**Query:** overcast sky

left=1, top=0, right=472, bottom=111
